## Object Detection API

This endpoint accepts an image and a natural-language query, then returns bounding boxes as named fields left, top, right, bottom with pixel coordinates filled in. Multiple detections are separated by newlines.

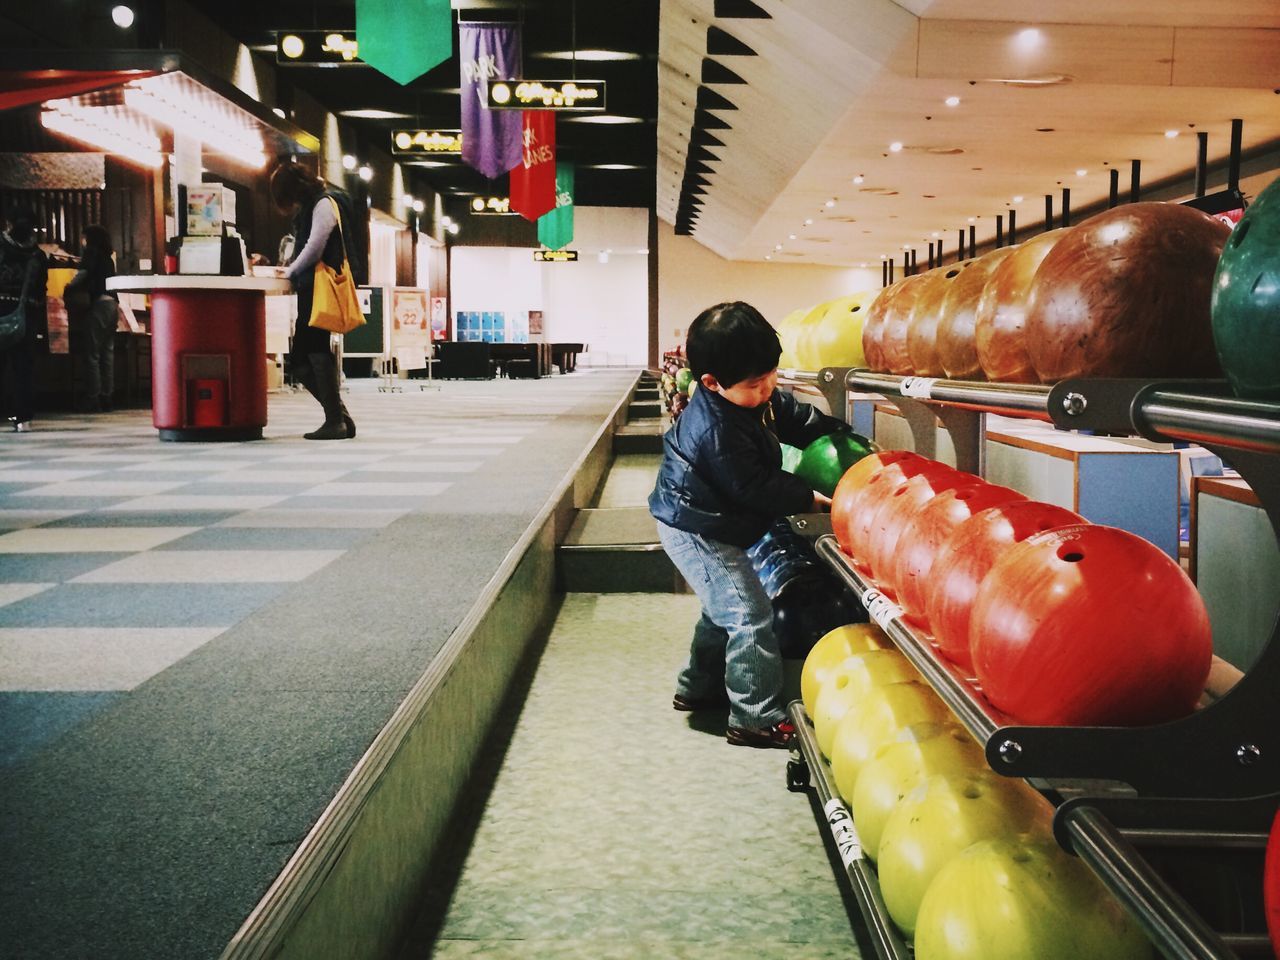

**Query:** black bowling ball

left=772, top=573, right=864, bottom=659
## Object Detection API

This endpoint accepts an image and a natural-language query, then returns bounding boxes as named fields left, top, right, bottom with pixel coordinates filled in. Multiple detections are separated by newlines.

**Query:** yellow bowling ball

left=810, top=649, right=917, bottom=758
left=828, top=679, right=952, bottom=795
left=800, top=623, right=887, bottom=715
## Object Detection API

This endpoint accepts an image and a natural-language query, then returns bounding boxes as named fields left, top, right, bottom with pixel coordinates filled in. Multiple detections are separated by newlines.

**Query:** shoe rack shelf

left=778, top=369, right=1280, bottom=960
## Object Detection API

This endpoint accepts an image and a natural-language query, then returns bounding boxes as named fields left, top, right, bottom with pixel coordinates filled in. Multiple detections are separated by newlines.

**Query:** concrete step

left=627, top=400, right=663, bottom=420
left=557, top=507, right=686, bottom=592
left=634, top=388, right=659, bottom=401
left=613, top=421, right=664, bottom=454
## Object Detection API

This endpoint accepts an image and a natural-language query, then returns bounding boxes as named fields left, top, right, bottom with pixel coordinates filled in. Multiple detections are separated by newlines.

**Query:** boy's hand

left=812, top=491, right=833, bottom=511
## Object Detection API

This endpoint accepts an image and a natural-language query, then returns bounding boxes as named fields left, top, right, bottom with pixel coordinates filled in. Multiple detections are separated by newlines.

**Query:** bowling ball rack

left=778, top=368, right=1280, bottom=960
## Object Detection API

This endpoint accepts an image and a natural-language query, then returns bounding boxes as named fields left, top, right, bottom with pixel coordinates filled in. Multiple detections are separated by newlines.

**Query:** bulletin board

left=344, top=286, right=386, bottom=356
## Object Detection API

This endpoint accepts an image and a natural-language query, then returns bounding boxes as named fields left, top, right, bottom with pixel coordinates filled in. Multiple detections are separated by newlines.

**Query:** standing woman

left=269, top=162, right=365, bottom=440
left=67, top=224, right=119, bottom=412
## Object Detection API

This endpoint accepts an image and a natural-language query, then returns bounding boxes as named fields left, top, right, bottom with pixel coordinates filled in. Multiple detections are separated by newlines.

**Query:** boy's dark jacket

left=649, top=385, right=846, bottom=547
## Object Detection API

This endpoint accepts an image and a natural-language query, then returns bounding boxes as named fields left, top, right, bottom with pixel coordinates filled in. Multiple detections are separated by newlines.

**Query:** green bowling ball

left=795, top=431, right=878, bottom=497
left=675, top=368, right=694, bottom=392
left=781, top=443, right=804, bottom=473
left=1212, top=175, right=1280, bottom=399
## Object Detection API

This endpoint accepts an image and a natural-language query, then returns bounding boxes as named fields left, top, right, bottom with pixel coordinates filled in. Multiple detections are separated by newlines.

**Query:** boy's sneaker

left=726, top=720, right=795, bottom=749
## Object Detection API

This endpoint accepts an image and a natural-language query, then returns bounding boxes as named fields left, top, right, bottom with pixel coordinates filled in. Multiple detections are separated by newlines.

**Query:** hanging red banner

left=509, top=110, right=556, bottom=221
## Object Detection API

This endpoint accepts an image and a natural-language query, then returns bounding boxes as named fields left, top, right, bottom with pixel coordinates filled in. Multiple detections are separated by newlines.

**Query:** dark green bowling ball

left=795, top=431, right=878, bottom=497
left=1212, top=176, right=1280, bottom=399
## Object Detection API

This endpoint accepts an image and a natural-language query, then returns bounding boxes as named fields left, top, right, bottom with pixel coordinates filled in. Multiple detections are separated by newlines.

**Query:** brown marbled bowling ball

left=881, top=273, right=933, bottom=375
left=975, top=228, right=1072, bottom=382
left=861, top=281, right=899, bottom=371
left=1027, top=202, right=1229, bottom=382
left=937, top=247, right=1013, bottom=380
left=908, top=261, right=973, bottom=377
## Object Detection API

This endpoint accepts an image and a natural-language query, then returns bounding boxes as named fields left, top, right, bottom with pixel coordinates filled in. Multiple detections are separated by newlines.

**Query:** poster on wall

left=528, top=309, right=543, bottom=335
left=430, top=296, right=448, bottom=341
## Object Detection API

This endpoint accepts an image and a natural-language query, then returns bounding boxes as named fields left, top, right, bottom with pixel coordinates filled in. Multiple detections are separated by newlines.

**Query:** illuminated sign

left=470, top=196, right=516, bottom=215
left=276, top=31, right=362, bottom=66
left=486, top=80, right=606, bottom=112
left=534, top=249, right=579, bottom=262
left=392, top=130, right=463, bottom=155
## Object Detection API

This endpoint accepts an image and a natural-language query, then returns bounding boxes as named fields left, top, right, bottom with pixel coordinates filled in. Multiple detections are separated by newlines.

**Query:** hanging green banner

left=356, top=0, right=451, bottom=86
left=537, top=162, right=574, bottom=251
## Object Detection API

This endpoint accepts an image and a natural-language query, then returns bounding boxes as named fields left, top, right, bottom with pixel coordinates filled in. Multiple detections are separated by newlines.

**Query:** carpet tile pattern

left=1, top=371, right=639, bottom=960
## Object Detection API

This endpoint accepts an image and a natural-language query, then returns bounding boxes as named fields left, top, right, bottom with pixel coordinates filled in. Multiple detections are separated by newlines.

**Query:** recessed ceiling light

left=903, top=244, right=911, bottom=250
left=342, top=154, right=357, bottom=171
left=774, top=244, right=783, bottom=251
left=339, top=109, right=414, bottom=120
left=825, top=199, right=836, bottom=208
left=1165, top=129, right=1180, bottom=138
left=563, top=114, right=646, bottom=125
left=945, top=96, right=961, bottom=107
left=852, top=174, right=864, bottom=184
left=535, top=49, right=643, bottom=61
left=880, top=254, right=887, bottom=260
left=788, top=234, right=797, bottom=240
left=111, top=5, right=135, bottom=28
left=804, top=218, right=813, bottom=225
left=358, top=164, right=373, bottom=181
left=1076, top=168, right=1087, bottom=176
left=967, top=216, right=976, bottom=222
left=1014, top=27, right=1043, bottom=52
left=931, top=231, right=939, bottom=237
left=889, top=141, right=903, bottom=152
left=1012, top=195, right=1024, bottom=203
left=765, top=255, right=772, bottom=260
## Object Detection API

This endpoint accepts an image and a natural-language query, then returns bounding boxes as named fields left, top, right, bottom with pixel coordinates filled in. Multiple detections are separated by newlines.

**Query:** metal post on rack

left=786, top=703, right=913, bottom=960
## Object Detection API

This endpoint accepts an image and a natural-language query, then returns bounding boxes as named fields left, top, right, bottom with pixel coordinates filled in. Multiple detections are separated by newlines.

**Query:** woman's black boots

left=302, top=352, right=353, bottom=440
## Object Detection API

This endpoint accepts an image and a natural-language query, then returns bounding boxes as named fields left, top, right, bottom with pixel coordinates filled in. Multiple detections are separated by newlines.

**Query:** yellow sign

left=534, top=249, right=579, bottom=262
left=486, top=80, right=606, bottom=112
left=470, top=196, right=516, bottom=215
left=392, top=130, right=462, bottom=155
left=276, top=31, right=362, bottom=65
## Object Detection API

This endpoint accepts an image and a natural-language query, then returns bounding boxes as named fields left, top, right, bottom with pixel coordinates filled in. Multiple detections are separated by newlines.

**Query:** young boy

left=649, top=301, right=850, bottom=748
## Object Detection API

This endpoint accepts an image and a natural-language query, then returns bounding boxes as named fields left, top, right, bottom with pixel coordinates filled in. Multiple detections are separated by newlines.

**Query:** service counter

left=107, top=275, right=292, bottom=441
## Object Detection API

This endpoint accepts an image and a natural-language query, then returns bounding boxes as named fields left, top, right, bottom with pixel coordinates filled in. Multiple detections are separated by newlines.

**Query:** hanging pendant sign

left=510, top=111, right=556, bottom=221
left=537, top=162, right=575, bottom=251
left=469, top=196, right=518, bottom=215
left=534, top=250, right=578, bottom=262
left=459, top=22, right=524, bottom=179
left=357, top=0, right=452, bottom=85
left=276, top=31, right=362, bottom=66
left=487, top=80, right=606, bottom=112
left=392, top=130, right=463, bottom=155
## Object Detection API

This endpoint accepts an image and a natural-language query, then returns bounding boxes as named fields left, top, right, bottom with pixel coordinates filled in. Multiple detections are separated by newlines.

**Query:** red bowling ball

left=971, top=524, right=1212, bottom=726
left=891, top=482, right=1027, bottom=630
left=924, top=500, right=1086, bottom=671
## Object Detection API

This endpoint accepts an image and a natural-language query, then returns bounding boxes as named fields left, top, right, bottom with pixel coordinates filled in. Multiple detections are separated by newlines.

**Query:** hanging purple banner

left=459, top=22, right=523, bottom=180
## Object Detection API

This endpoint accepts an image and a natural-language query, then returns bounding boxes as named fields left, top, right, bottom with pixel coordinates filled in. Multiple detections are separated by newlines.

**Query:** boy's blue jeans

left=656, top=520, right=786, bottom=730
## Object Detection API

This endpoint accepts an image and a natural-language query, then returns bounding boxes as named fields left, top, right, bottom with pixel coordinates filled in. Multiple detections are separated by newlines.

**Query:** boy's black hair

left=685, top=301, right=782, bottom=387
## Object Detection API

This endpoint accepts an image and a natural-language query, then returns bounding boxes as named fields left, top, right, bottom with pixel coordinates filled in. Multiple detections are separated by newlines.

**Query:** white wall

left=450, top=206, right=650, bottom=365
left=658, top=220, right=880, bottom=356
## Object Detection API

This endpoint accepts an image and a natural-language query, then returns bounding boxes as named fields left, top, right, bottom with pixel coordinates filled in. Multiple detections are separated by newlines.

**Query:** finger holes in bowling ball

left=963, top=784, right=982, bottom=800
left=945, top=269, right=960, bottom=279
left=1229, top=221, right=1250, bottom=248
left=893, top=486, right=908, bottom=498
left=852, top=306, right=861, bottom=312
left=836, top=674, right=850, bottom=690
left=1057, top=547, right=1085, bottom=563
left=956, top=490, right=974, bottom=501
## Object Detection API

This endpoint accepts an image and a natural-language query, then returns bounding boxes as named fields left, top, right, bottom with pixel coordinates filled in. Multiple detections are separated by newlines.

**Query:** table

left=106, top=275, right=292, bottom=441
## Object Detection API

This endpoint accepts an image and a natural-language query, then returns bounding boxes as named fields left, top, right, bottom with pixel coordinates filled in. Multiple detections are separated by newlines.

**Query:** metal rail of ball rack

left=778, top=366, right=1280, bottom=960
